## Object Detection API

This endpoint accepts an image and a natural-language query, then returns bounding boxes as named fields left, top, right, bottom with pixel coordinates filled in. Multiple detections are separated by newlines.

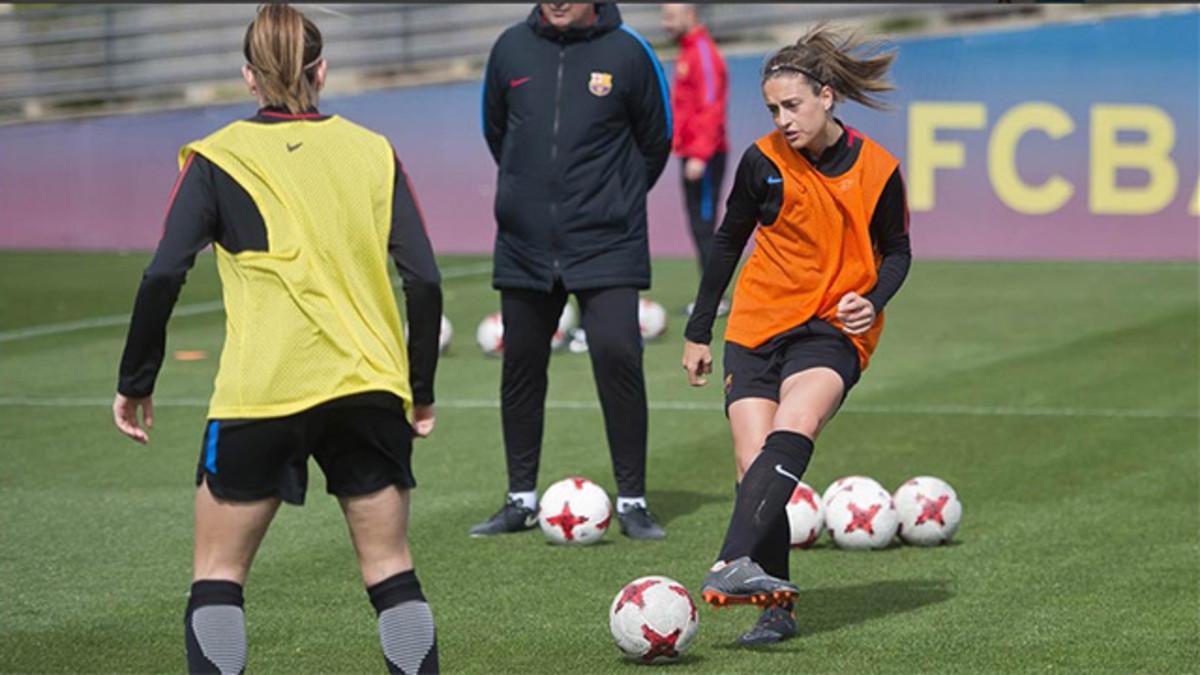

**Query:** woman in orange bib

left=683, top=25, right=911, bottom=645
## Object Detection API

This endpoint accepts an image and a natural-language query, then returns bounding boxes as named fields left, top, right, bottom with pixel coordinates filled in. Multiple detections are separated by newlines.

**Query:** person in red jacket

left=662, top=3, right=729, bottom=315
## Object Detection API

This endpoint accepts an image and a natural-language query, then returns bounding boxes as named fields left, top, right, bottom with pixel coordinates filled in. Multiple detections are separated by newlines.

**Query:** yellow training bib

left=181, top=116, right=412, bottom=420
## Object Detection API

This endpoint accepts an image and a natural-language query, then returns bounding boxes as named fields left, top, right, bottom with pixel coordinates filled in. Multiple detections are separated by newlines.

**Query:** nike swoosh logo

left=524, top=514, right=538, bottom=527
left=766, top=176, right=783, bottom=185
left=774, top=464, right=801, bottom=483
left=510, top=77, right=532, bottom=88
left=287, top=142, right=303, bottom=152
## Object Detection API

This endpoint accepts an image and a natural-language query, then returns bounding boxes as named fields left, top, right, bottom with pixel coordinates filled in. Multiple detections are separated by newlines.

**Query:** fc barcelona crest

left=589, top=71, right=613, bottom=97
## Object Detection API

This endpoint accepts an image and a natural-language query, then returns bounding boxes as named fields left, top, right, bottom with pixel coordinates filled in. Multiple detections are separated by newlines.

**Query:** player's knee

left=772, top=410, right=822, bottom=438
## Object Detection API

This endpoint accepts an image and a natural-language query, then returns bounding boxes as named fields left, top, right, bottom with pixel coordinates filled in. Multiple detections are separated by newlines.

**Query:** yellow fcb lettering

left=589, top=72, right=613, bottom=97
left=906, top=100, right=1195, bottom=216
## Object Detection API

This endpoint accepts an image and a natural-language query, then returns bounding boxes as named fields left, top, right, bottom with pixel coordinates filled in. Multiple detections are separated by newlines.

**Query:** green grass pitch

left=1, top=251, right=1197, bottom=673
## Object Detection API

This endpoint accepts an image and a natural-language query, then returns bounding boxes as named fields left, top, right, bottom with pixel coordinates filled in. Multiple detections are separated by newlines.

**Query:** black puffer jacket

left=482, top=3, right=671, bottom=291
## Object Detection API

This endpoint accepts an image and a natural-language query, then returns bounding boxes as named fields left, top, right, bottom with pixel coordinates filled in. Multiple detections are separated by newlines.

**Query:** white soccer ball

left=438, top=315, right=453, bottom=354
left=822, top=475, right=887, bottom=511
left=537, top=477, right=613, bottom=545
left=551, top=303, right=578, bottom=351
left=609, top=576, right=699, bottom=664
left=638, top=298, right=667, bottom=340
left=894, top=476, right=963, bottom=546
left=785, top=481, right=825, bottom=549
left=567, top=327, right=589, bottom=353
left=475, top=311, right=504, bottom=357
left=826, top=485, right=898, bottom=550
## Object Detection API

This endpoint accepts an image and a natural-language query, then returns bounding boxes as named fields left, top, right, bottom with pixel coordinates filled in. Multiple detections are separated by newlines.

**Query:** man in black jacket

left=471, top=2, right=671, bottom=540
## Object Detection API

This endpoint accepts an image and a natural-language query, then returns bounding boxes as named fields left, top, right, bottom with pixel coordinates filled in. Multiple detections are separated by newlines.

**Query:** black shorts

left=722, top=318, right=861, bottom=412
left=197, top=391, right=415, bottom=505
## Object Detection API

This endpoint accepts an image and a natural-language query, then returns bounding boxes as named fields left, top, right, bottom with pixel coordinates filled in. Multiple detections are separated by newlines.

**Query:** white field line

left=0, top=262, right=492, bottom=344
left=0, top=396, right=1194, bottom=420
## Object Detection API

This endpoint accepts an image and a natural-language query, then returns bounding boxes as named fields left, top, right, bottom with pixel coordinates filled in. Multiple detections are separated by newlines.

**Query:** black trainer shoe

left=737, top=603, right=798, bottom=645
left=468, top=498, right=537, bottom=537
left=617, top=505, right=666, bottom=540
left=700, top=556, right=799, bottom=608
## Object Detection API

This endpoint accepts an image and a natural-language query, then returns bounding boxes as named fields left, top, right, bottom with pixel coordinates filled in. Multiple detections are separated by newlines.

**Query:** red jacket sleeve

left=674, top=33, right=728, bottom=162
left=688, top=34, right=727, bottom=162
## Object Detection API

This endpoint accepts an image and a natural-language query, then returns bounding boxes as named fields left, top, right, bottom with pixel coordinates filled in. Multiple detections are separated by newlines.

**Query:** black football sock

left=753, top=509, right=793, bottom=581
left=368, top=570, right=439, bottom=675
left=717, top=431, right=814, bottom=568
left=184, top=580, right=246, bottom=674
left=740, top=475, right=794, bottom=582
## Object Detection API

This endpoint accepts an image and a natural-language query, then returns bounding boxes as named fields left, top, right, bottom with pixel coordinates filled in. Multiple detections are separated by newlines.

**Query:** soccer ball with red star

left=536, top=476, right=613, bottom=545
left=826, top=483, right=899, bottom=550
left=893, top=476, right=963, bottom=546
left=822, top=475, right=887, bottom=512
left=609, top=576, right=699, bottom=663
left=785, top=481, right=826, bottom=549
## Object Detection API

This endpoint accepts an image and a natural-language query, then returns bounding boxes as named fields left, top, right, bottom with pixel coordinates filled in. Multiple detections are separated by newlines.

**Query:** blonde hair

left=762, top=24, right=896, bottom=111
left=242, top=4, right=323, bottom=114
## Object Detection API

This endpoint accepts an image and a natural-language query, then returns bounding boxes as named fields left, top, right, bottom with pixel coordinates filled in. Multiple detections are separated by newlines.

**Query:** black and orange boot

left=700, top=556, right=798, bottom=608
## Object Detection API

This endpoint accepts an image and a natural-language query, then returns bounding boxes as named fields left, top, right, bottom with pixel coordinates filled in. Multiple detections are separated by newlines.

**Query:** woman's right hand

left=682, top=340, right=714, bottom=387
left=113, top=392, right=153, bottom=444
left=412, top=403, right=436, bottom=438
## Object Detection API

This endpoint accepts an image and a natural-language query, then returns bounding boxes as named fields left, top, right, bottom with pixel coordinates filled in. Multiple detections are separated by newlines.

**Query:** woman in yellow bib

left=112, top=6, right=442, bottom=673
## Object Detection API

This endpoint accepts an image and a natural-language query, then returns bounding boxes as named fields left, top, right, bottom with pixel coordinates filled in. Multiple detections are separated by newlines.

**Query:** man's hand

left=836, top=292, right=877, bottom=336
left=684, top=158, right=707, bottom=182
left=682, top=340, right=714, bottom=387
left=412, top=403, right=436, bottom=438
left=113, top=393, right=153, bottom=444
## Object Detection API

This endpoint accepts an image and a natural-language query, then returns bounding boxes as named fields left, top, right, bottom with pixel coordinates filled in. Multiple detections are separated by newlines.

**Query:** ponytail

left=243, top=4, right=323, bottom=114
left=762, top=24, right=896, bottom=111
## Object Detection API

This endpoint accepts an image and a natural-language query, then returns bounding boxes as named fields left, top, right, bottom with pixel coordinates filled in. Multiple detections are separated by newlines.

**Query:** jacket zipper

left=549, top=45, right=566, bottom=278
left=550, top=46, right=566, bottom=163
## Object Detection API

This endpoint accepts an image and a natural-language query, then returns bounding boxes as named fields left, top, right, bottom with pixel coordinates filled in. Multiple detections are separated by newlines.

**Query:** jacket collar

left=526, top=3, right=621, bottom=43
left=678, top=24, right=710, bottom=48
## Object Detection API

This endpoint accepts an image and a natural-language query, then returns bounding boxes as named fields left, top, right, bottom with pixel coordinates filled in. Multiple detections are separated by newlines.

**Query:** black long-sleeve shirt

left=684, top=121, right=912, bottom=345
left=118, top=107, right=443, bottom=405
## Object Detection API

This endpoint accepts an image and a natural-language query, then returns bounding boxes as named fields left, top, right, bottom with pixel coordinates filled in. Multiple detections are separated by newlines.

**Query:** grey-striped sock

left=191, top=606, right=246, bottom=674
left=368, top=570, right=439, bottom=674
left=184, top=580, right=246, bottom=675
left=379, top=601, right=437, bottom=674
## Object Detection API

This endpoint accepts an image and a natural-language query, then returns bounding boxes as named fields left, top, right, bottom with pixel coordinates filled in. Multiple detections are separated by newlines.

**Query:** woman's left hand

left=836, top=292, right=876, bottom=335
